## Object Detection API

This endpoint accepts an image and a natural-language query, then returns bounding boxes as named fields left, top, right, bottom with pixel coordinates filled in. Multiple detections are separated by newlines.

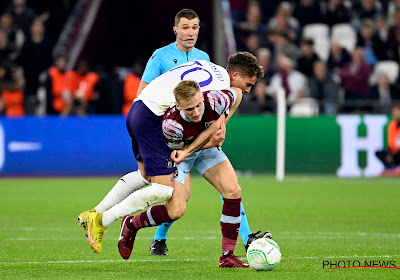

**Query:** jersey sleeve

left=141, top=51, right=162, bottom=84
left=162, top=119, right=185, bottom=149
left=205, top=88, right=237, bottom=116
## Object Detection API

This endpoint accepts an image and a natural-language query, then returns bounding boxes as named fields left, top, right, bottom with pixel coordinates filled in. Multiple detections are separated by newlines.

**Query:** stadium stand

left=1, top=0, right=400, bottom=116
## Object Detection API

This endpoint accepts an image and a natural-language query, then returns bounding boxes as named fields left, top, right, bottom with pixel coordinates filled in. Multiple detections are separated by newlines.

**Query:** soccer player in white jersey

left=77, top=52, right=269, bottom=267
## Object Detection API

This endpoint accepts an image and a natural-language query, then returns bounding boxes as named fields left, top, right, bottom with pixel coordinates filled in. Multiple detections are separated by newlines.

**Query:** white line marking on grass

left=5, top=229, right=400, bottom=238
left=279, top=231, right=400, bottom=238
left=5, top=236, right=218, bottom=241
left=286, top=255, right=400, bottom=260
left=2, top=255, right=400, bottom=266
left=5, top=231, right=400, bottom=241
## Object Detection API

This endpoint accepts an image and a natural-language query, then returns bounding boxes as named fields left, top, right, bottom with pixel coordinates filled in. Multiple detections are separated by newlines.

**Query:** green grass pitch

left=0, top=175, right=399, bottom=279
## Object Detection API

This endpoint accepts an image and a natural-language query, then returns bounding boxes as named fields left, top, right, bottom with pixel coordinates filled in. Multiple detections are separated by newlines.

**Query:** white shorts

left=175, top=147, right=228, bottom=184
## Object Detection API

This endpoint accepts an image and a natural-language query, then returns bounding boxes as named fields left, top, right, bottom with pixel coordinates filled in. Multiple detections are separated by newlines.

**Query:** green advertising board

left=222, top=115, right=389, bottom=176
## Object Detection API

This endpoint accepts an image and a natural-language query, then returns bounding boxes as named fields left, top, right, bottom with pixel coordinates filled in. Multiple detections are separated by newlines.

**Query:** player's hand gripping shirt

left=136, top=60, right=230, bottom=116
left=162, top=88, right=237, bottom=149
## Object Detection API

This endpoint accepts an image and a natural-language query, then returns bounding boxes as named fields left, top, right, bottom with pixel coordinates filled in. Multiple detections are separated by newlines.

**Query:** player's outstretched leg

left=86, top=212, right=107, bottom=254
left=95, top=171, right=150, bottom=213
left=77, top=209, right=95, bottom=237
left=150, top=222, right=174, bottom=255
left=118, top=205, right=174, bottom=259
left=77, top=171, right=149, bottom=237
left=218, top=197, right=249, bottom=268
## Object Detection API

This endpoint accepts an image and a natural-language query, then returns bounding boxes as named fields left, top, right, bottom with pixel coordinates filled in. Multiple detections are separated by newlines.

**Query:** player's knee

left=168, top=204, right=186, bottom=220
left=223, top=185, right=242, bottom=199
left=140, top=172, right=151, bottom=183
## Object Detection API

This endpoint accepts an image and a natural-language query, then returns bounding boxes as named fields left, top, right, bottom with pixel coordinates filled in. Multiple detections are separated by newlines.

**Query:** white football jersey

left=136, top=60, right=231, bottom=116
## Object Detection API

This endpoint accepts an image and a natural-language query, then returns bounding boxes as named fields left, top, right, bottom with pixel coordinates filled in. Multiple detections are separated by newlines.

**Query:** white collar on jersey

left=179, top=104, right=205, bottom=123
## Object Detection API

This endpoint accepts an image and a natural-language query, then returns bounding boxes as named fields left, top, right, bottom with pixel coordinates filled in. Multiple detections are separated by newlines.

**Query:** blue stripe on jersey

left=142, top=43, right=210, bottom=84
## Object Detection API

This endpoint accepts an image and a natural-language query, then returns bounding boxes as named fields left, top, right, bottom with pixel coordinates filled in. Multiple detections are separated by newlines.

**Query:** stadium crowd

left=233, top=0, right=400, bottom=115
left=1, top=0, right=400, bottom=117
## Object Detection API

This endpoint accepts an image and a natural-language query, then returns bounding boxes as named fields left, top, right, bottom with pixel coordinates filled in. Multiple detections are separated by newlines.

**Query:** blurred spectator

left=356, top=19, right=387, bottom=66
left=386, top=0, right=400, bottom=24
left=387, top=9, right=400, bottom=59
left=267, top=1, right=299, bottom=42
left=0, top=12, right=19, bottom=51
left=6, top=0, right=35, bottom=38
left=267, top=53, right=308, bottom=105
left=17, top=19, right=53, bottom=114
left=270, top=30, right=301, bottom=69
left=0, top=62, right=24, bottom=116
left=327, top=41, right=352, bottom=73
left=339, top=48, right=371, bottom=102
left=293, top=0, right=322, bottom=27
left=390, top=28, right=400, bottom=64
left=375, top=14, right=388, bottom=42
left=309, top=61, right=339, bottom=114
left=375, top=104, right=400, bottom=176
left=256, top=47, right=274, bottom=83
left=44, top=54, right=74, bottom=115
left=240, top=79, right=273, bottom=113
left=367, top=74, right=400, bottom=112
left=242, top=32, right=261, bottom=54
left=353, top=0, right=382, bottom=21
left=68, top=60, right=99, bottom=115
left=322, top=0, right=351, bottom=27
left=0, top=29, right=17, bottom=64
left=235, top=0, right=265, bottom=52
left=122, top=62, right=143, bottom=115
left=297, top=38, right=320, bottom=78
left=236, top=0, right=265, bottom=37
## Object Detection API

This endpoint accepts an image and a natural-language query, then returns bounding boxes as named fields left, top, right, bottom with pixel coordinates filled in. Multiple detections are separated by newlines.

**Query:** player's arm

left=201, top=86, right=242, bottom=149
left=136, top=81, right=149, bottom=96
left=225, top=87, right=243, bottom=124
left=171, top=113, right=226, bottom=164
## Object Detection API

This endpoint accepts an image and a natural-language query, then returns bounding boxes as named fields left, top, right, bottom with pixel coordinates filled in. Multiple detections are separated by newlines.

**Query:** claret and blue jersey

left=162, top=88, right=237, bottom=150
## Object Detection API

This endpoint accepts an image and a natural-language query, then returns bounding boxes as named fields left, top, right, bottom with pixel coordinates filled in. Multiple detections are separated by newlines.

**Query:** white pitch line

left=1, top=255, right=400, bottom=266
left=4, top=231, right=400, bottom=241
left=5, top=228, right=400, bottom=238
left=5, top=236, right=218, bottom=241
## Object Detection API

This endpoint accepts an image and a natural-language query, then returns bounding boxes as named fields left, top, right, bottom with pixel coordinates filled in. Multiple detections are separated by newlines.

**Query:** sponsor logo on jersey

left=166, top=158, right=176, bottom=168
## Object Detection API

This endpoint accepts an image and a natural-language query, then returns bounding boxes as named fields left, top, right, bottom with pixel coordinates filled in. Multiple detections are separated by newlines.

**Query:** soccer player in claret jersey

left=123, top=80, right=249, bottom=267
left=77, top=52, right=271, bottom=267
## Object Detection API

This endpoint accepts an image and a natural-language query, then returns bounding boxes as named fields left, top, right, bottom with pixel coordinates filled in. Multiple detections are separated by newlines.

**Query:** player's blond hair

left=173, top=80, right=201, bottom=104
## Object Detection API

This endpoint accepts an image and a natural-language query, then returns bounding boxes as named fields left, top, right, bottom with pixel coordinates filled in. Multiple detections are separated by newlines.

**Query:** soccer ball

left=247, top=238, right=281, bottom=271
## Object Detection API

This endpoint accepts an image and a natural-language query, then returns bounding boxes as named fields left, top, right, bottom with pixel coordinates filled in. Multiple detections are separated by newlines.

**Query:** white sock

left=101, top=183, right=174, bottom=227
left=94, top=171, right=150, bottom=213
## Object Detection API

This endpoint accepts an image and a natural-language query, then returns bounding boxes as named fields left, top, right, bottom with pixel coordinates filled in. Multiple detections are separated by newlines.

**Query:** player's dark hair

left=173, top=80, right=201, bottom=104
left=174, top=9, right=199, bottom=26
left=227, top=52, right=264, bottom=80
